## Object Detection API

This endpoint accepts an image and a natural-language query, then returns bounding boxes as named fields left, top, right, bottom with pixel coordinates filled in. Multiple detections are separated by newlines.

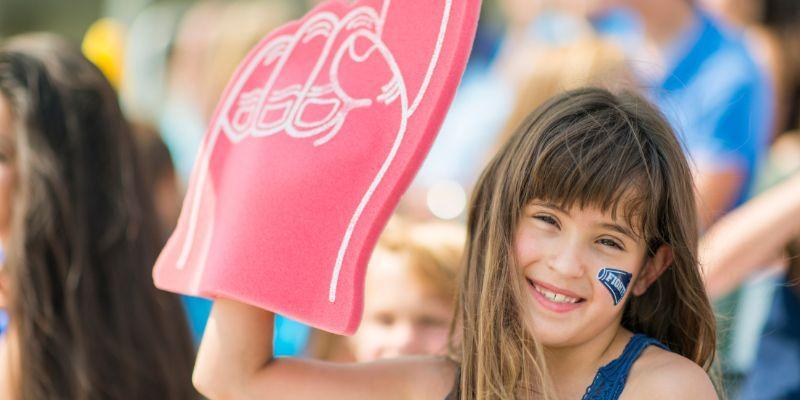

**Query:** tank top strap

left=445, top=366, right=461, bottom=400
left=582, top=333, right=669, bottom=400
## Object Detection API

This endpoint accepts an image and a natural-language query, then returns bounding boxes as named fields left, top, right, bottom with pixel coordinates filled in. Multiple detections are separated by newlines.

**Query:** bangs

left=518, top=98, right=666, bottom=242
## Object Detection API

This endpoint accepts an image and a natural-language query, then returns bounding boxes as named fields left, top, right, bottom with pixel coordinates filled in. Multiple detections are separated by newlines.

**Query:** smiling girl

left=192, top=87, right=718, bottom=399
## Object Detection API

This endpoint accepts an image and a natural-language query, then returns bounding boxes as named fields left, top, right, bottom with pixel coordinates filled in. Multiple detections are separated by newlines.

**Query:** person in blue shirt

left=598, top=0, right=773, bottom=229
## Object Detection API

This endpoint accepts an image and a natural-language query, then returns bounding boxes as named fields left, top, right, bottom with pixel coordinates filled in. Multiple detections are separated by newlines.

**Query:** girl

left=0, top=35, right=197, bottom=399
left=193, top=87, right=718, bottom=399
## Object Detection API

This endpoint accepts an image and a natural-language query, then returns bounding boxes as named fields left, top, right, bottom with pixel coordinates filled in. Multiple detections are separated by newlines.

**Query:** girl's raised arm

left=193, top=299, right=455, bottom=400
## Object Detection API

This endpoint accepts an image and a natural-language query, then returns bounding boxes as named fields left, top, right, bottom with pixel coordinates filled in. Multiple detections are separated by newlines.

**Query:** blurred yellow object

left=82, top=18, right=126, bottom=88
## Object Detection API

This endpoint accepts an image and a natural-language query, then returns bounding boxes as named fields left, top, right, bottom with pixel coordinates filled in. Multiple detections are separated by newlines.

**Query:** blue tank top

left=582, top=333, right=669, bottom=400
left=444, top=333, right=668, bottom=400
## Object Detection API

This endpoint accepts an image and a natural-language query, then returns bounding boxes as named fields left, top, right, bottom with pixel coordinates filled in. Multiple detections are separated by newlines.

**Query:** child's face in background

left=348, top=248, right=453, bottom=362
left=514, top=200, right=654, bottom=348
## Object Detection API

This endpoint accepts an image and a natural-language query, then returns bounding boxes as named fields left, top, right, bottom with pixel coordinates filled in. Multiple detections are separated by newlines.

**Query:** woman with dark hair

left=0, top=34, right=197, bottom=399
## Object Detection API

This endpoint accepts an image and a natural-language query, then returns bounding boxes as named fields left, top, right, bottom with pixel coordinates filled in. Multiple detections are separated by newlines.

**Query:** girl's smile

left=527, top=278, right=586, bottom=313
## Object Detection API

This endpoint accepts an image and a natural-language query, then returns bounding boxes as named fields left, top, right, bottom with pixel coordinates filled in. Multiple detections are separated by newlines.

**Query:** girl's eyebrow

left=599, top=222, right=636, bottom=241
left=531, top=201, right=569, bottom=214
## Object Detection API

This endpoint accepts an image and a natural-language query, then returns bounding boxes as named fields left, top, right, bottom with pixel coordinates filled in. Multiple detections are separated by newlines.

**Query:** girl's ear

left=632, top=245, right=673, bottom=296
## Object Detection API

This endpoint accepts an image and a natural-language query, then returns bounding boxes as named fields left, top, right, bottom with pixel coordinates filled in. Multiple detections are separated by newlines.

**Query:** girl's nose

left=547, top=238, right=585, bottom=279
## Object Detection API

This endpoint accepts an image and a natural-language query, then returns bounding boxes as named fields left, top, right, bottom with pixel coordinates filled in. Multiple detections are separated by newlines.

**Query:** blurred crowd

left=0, top=0, right=799, bottom=398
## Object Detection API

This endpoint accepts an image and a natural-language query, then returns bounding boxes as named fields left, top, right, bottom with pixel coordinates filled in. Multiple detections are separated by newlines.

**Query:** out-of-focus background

left=2, top=0, right=799, bottom=398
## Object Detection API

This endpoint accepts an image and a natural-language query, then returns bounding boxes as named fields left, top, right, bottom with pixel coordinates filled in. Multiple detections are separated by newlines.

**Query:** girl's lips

left=529, top=279, right=585, bottom=300
left=527, top=279, right=585, bottom=314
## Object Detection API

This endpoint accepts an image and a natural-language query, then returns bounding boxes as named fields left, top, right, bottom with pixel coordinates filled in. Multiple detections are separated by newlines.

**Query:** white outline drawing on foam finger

left=327, top=29, right=408, bottom=302
left=327, top=0, right=452, bottom=302
left=177, top=7, right=377, bottom=269
left=175, top=0, right=454, bottom=308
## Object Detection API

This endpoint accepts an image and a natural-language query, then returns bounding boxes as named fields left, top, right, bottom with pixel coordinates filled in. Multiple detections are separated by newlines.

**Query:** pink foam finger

left=153, top=0, right=481, bottom=335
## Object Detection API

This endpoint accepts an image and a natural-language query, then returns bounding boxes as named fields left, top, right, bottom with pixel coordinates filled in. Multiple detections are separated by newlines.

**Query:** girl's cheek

left=515, top=228, right=553, bottom=256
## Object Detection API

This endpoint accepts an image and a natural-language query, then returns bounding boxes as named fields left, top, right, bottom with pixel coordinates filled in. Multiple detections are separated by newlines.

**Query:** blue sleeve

left=688, top=40, right=772, bottom=178
left=703, top=80, right=769, bottom=174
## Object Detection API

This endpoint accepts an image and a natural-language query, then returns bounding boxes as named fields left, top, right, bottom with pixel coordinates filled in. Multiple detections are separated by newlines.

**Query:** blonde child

left=309, top=218, right=465, bottom=362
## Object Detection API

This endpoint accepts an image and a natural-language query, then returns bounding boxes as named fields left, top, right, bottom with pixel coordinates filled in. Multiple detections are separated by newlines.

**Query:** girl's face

left=514, top=199, right=667, bottom=348
left=349, top=248, right=453, bottom=362
left=0, top=95, right=15, bottom=243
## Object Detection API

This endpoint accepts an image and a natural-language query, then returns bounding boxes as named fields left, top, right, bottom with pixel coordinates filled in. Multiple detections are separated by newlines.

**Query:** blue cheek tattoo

left=597, top=267, right=632, bottom=306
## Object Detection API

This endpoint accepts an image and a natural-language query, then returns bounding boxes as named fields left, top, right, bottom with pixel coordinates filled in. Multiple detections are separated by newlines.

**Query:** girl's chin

left=525, top=320, right=582, bottom=348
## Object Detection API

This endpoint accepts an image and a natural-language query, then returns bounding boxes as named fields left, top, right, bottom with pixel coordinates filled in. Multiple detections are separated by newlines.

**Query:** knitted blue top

left=582, top=333, right=669, bottom=400
left=444, top=333, right=669, bottom=400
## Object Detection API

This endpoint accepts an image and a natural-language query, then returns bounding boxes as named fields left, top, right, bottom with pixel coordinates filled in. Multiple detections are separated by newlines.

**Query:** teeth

left=533, top=283, right=579, bottom=304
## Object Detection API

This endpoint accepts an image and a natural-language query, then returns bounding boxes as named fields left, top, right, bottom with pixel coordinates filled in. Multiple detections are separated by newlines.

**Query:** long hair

left=0, top=35, right=196, bottom=399
left=450, top=87, right=716, bottom=399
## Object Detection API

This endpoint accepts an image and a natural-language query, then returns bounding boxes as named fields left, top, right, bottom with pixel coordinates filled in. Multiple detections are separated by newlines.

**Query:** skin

left=694, top=169, right=746, bottom=230
left=698, top=0, right=760, bottom=26
left=193, top=199, right=716, bottom=399
left=702, top=172, right=800, bottom=299
left=347, top=249, right=453, bottom=362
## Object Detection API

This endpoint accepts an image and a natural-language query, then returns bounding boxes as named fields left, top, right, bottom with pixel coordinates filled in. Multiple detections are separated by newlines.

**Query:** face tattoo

left=597, top=267, right=632, bottom=306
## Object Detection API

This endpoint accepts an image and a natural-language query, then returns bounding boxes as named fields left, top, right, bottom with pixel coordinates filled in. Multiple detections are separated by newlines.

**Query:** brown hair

left=450, top=87, right=716, bottom=399
left=0, top=34, right=196, bottom=399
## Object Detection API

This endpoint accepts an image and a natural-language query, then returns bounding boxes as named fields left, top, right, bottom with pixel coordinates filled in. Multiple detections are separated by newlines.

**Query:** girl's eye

left=598, top=238, right=624, bottom=250
left=533, top=214, right=560, bottom=228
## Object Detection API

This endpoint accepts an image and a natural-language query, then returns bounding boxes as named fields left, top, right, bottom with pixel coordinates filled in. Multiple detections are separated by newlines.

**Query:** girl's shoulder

left=621, top=346, right=717, bottom=400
